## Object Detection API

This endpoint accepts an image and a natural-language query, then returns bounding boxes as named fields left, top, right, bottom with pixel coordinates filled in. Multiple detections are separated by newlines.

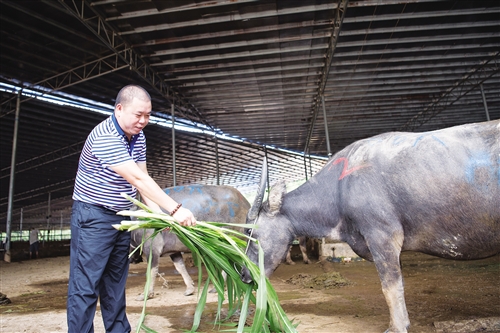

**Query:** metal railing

left=1, top=229, right=71, bottom=243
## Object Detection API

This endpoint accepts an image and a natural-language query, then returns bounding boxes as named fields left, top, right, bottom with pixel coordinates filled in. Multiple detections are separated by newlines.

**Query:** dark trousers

left=67, top=201, right=131, bottom=333
left=29, top=241, right=39, bottom=254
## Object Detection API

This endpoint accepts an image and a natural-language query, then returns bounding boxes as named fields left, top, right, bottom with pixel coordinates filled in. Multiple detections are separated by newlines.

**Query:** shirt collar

left=111, top=113, right=140, bottom=153
left=111, top=112, right=125, bottom=136
left=111, top=113, right=139, bottom=142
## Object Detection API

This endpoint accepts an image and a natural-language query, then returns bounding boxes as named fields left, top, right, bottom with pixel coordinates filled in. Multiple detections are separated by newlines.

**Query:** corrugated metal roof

left=1, top=0, right=499, bottom=226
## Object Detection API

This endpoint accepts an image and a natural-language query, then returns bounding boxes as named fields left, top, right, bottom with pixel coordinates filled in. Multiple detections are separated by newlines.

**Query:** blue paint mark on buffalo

left=431, top=135, right=446, bottom=146
left=165, top=185, right=204, bottom=195
left=465, top=151, right=498, bottom=188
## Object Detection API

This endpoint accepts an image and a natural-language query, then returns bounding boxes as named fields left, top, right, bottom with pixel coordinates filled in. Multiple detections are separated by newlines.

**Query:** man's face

left=115, top=97, right=152, bottom=138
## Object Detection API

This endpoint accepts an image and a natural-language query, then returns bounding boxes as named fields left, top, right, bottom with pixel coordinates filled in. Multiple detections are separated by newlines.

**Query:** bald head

left=115, top=85, right=151, bottom=108
left=113, top=85, right=152, bottom=138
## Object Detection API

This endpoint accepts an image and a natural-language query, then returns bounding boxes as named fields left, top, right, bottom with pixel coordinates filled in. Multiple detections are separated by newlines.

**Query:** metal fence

left=1, top=228, right=71, bottom=243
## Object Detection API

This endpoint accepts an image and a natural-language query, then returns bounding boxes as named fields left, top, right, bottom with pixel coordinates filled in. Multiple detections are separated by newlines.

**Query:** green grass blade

left=236, top=283, right=253, bottom=333
left=118, top=195, right=298, bottom=333
left=250, top=243, right=268, bottom=333
left=136, top=241, right=155, bottom=333
left=191, top=277, right=211, bottom=332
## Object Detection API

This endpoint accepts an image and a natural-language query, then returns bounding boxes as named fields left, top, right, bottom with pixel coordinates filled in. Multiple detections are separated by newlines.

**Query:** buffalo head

left=241, top=158, right=295, bottom=283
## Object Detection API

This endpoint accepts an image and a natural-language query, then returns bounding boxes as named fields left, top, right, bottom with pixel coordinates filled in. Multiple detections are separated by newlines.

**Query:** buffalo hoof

left=384, top=326, right=408, bottom=333
left=184, top=287, right=195, bottom=296
left=286, top=260, right=296, bottom=265
left=135, top=292, right=155, bottom=301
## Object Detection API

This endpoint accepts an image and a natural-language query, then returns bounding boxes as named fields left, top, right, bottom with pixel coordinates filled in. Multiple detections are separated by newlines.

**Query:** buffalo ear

left=268, top=180, right=286, bottom=215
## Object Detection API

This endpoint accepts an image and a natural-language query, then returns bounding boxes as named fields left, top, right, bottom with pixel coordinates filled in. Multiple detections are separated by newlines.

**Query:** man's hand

left=172, top=207, right=197, bottom=226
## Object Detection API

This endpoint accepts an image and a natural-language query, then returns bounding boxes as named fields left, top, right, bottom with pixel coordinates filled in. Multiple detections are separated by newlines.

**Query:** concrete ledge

left=319, top=240, right=358, bottom=259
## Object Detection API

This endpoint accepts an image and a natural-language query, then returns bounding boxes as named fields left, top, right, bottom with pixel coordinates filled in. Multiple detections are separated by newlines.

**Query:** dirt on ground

left=0, top=248, right=499, bottom=333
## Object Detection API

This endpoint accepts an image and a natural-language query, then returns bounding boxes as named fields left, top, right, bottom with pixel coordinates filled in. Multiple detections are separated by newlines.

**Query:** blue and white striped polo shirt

left=73, top=113, right=147, bottom=212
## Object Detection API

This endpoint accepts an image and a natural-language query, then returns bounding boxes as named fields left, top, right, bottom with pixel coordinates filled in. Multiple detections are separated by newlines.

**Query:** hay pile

left=285, top=272, right=352, bottom=289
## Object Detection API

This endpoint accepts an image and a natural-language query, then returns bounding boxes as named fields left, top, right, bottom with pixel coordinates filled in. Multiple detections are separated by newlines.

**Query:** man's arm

left=136, top=162, right=166, bottom=213
left=110, top=160, right=196, bottom=226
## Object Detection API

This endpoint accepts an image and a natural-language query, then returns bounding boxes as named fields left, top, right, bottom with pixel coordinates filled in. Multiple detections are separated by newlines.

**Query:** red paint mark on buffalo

left=329, top=157, right=366, bottom=180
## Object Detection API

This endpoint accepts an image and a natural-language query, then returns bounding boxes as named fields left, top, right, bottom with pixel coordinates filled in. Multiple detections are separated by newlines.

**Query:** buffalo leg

left=135, top=264, right=158, bottom=301
left=285, top=245, right=296, bottom=265
left=298, top=236, right=310, bottom=264
left=135, top=241, right=162, bottom=300
left=170, top=252, right=195, bottom=296
left=370, top=237, right=410, bottom=333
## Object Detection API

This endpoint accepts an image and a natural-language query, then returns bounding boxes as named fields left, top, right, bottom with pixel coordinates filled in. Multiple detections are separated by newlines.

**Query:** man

left=29, top=227, right=41, bottom=259
left=67, top=85, right=196, bottom=333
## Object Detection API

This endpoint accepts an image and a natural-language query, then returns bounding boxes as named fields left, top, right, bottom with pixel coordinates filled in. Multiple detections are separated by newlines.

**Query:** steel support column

left=171, top=103, right=176, bottom=186
left=309, top=155, right=313, bottom=179
left=46, top=192, right=51, bottom=230
left=321, top=95, right=332, bottom=158
left=4, top=90, right=21, bottom=262
left=303, top=152, right=308, bottom=181
left=19, top=208, right=23, bottom=233
left=480, top=83, right=490, bottom=121
left=215, top=136, right=220, bottom=185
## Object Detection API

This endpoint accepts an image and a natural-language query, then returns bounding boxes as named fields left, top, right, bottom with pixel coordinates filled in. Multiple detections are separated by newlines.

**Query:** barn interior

left=1, top=0, right=499, bottom=253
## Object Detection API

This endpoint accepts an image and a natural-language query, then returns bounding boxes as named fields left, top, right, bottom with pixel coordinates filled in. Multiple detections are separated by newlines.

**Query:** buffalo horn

left=247, top=156, right=268, bottom=221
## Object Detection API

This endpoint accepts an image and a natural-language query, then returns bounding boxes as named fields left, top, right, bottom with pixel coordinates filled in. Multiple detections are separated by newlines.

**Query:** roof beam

left=400, top=51, right=500, bottom=131
left=55, top=0, right=209, bottom=127
left=337, top=32, right=498, bottom=49
left=0, top=141, right=84, bottom=179
left=164, top=54, right=324, bottom=74
left=31, top=51, right=130, bottom=91
left=334, top=43, right=500, bottom=62
left=147, top=31, right=331, bottom=57
left=133, top=20, right=330, bottom=48
left=104, top=0, right=258, bottom=21
left=119, top=3, right=338, bottom=35
left=0, top=51, right=130, bottom=113
left=169, top=62, right=324, bottom=81
left=151, top=44, right=327, bottom=66
left=176, top=71, right=321, bottom=87
left=340, top=20, right=499, bottom=37
left=343, top=7, right=499, bottom=24
left=328, top=55, right=499, bottom=81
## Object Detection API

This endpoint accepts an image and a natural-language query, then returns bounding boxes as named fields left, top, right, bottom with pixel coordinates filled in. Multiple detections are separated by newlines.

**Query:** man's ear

left=115, top=103, right=123, bottom=116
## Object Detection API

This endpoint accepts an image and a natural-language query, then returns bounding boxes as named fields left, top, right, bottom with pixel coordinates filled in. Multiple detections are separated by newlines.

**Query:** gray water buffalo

left=131, top=184, right=250, bottom=299
left=241, top=120, right=500, bottom=333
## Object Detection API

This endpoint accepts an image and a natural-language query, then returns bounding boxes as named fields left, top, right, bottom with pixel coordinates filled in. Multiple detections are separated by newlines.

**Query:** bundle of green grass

left=114, top=194, right=298, bottom=333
